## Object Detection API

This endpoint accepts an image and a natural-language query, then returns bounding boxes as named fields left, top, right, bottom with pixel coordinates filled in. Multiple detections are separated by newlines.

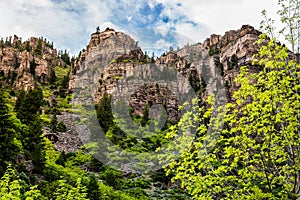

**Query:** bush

left=57, top=121, right=67, bottom=132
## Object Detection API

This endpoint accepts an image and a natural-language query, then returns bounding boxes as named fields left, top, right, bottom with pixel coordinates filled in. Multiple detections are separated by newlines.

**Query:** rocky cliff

left=0, top=25, right=264, bottom=153
left=177, top=25, right=262, bottom=100
left=70, top=25, right=262, bottom=120
left=0, top=35, right=65, bottom=91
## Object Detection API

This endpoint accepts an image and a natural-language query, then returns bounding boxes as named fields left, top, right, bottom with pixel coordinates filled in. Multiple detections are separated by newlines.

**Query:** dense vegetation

left=0, top=37, right=187, bottom=200
left=163, top=0, right=300, bottom=199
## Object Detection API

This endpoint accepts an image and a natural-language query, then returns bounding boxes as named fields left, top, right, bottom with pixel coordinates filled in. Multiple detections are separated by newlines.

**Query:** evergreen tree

left=60, top=49, right=71, bottom=65
left=30, top=56, right=37, bottom=76
left=15, top=90, right=25, bottom=115
left=59, top=74, right=69, bottom=98
left=96, top=93, right=114, bottom=133
left=15, top=88, right=45, bottom=173
left=16, top=88, right=43, bottom=125
left=0, top=88, right=19, bottom=175
left=0, top=38, right=4, bottom=49
left=140, top=104, right=150, bottom=127
left=87, top=174, right=101, bottom=200
left=34, top=38, right=43, bottom=56
left=53, top=178, right=88, bottom=200
left=26, top=117, right=46, bottom=173
left=25, top=41, right=31, bottom=52
left=51, top=114, right=58, bottom=132
left=49, top=69, right=57, bottom=85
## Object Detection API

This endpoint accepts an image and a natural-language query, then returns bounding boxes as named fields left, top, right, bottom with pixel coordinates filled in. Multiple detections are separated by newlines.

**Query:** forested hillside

left=0, top=0, right=299, bottom=199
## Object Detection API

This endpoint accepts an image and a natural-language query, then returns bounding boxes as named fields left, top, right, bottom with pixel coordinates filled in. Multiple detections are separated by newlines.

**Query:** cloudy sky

left=0, top=0, right=279, bottom=56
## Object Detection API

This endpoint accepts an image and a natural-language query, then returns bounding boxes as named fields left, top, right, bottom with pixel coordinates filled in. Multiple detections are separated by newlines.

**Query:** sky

left=0, top=0, right=280, bottom=56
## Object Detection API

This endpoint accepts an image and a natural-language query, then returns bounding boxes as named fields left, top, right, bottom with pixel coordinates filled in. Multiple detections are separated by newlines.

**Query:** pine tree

left=140, top=104, right=150, bottom=126
left=15, top=88, right=45, bottom=173
left=30, top=56, right=37, bottom=76
left=96, top=93, right=114, bottom=133
left=0, top=88, right=19, bottom=175
left=59, top=74, right=69, bottom=98
left=49, top=69, right=57, bottom=85
left=51, top=114, right=58, bottom=132
left=26, top=117, right=46, bottom=173
left=87, top=174, right=101, bottom=200
left=16, top=88, right=43, bottom=125
left=60, top=49, right=71, bottom=65
left=25, top=41, right=31, bottom=52
left=34, top=38, right=43, bottom=56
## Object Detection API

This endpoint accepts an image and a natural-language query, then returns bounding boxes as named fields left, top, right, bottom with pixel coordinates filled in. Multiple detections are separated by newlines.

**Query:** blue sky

left=0, top=0, right=279, bottom=56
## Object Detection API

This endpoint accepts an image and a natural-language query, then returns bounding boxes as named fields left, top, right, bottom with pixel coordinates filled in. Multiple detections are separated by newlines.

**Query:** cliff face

left=70, top=25, right=262, bottom=120
left=70, top=28, right=195, bottom=120
left=177, top=25, right=262, bottom=100
left=0, top=35, right=65, bottom=91
left=0, top=25, right=264, bottom=153
left=69, top=25, right=260, bottom=122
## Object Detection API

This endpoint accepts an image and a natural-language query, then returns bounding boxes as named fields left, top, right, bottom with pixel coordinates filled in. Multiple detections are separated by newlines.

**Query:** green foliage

left=99, top=167, right=123, bottom=188
left=50, top=114, right=58, bottom=132
left=26, top=118, right=46, bottom=173
left=33, top=39, right=43, bottom=56
left=25, top=42, right=31, bottom=52
left=140, top=104, right=150, bottom=126
left=164, top=2, right=300, bottom=197
left=58, top=74, right=69, bottom=98
left=0, top=165, right=21, bottom=199
left=0, top=165, right=46, bottom=199
left=49, top=69, right=56, bottom=85
left=86, top=174, right=101, bottom=200
left=96, top=93, right=114, bottom=133
left=15, top=88, right=43, bottom=125
left=24, top=185, right=45, bottom=200
left=0, top=88, right=20, bottom=175
left=58, top=95, right=72, bottom=109
left=57, top=121, right=67, bottom=132
left=54, top=66, right=70, bottom=80
left=97, top=181, right=137, bottom=200
left=14, top=88, right=46, bottom=173
left=165, top=37, right=300, bottom=200
left=60, top=50, right=71, bottom=66
left=261, top=0, right=300, bottom=54
left=209, top=45, right=219, bottom=56
left=53, top=178, right=88, bottom=200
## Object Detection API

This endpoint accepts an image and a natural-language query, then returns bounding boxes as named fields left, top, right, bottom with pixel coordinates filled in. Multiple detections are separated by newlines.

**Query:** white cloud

left=0, top=0, right=109, bottom=55
left=0, top=0, right=281, bottom=56
left=175, top=0, right=280, bottom=38
left=154, top=27, right=171, bottom=37
left=154, top=39, right=172, bottom=50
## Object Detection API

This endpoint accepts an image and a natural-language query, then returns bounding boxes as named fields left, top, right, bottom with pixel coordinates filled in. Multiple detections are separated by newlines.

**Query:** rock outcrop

left=69, top=28, right=199, bottom=121
left=0, top=35, right=64, bottom=91
left=1, top=25, right=263, bottom=153
left=70, top=25, right=263, bottom=121
left=177, top=24, right=262, bottom=100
